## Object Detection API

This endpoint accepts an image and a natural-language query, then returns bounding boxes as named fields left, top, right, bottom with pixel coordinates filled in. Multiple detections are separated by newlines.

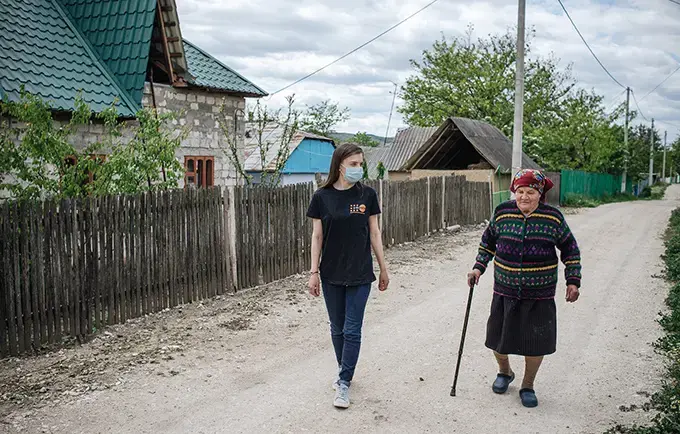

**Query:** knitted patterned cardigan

left=473, top=201, right=582, bottom=300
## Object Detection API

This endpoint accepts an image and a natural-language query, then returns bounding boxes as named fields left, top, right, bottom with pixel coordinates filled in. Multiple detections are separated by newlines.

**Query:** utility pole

left=511, top=0, right=526, bottom=175
left=649, top=118, right=655, bottom=186
left=383, top=81, right=398, bottom=147
left=621, top=87, right=630, bottom=193
left=663, top=130, right=668, bottom=181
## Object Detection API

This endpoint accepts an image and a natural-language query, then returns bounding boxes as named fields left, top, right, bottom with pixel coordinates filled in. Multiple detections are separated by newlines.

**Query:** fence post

left=226, top=186, right=238, bottom=291
left=441, top=176, right=446, bottom=228
left=426, top=177, right=431, bottom=234
left=488, top=171, right=493, bottom=219
left=378, top=179, right=384, bottom=236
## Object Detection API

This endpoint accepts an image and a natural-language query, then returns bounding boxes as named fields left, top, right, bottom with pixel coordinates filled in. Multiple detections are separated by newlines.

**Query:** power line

left=605, top=88, right=627, bottom=115
left=640, top=63, right=680, bottom=101
left=267, top=0, right=440, bottom=97
left=631, top=90, right=649, bottom=121
left=556, top=0, right=626, bottom=89
left=669, top=0, right=680, bottom=6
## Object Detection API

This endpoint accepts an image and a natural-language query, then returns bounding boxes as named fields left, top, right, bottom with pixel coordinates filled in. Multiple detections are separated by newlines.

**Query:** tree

left=300, top=99, right=350, bottom=137
left=525, top=89, right=625, bottom=172
left=217, top=95, right=300, bottom=187
left=399, top=25, right=573, bottom=139
left=362, top=160, right=369, bottom=180
left=668, top=136, right=680, bottom=180
left=622, top=123, right=663, bottom=182
left=350, top=132, right=380, bottom=147
left=0, top=90, right=188, bottom=200
left=93, top=108, right=187, bottom=195
left=1, top=92, right=99, bottom=199
left=398, top=25, right=660, bottom=176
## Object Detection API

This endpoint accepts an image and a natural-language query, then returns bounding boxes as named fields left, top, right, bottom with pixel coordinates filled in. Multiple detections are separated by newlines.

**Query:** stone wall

left=142, top=83, right=245, bottom=187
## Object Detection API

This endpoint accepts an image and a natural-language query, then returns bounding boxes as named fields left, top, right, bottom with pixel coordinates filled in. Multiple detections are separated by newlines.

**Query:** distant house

left=243, top=125, right=335, bottom=185
left=381, top=117, right=541, bottom=191
left=0, top=0, right=266, bottom=189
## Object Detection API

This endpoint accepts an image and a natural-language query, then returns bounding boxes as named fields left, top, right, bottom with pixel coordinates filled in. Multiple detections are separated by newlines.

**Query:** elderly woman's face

left=516, top=186, right=540, bottom=214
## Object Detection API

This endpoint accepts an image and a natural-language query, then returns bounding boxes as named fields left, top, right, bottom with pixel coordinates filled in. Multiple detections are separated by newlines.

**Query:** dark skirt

left=485, top=293, right=557, bottom=357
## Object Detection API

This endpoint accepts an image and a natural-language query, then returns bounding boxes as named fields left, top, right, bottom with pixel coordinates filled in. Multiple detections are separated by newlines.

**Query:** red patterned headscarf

left=510, top=169, right=554, bottom=203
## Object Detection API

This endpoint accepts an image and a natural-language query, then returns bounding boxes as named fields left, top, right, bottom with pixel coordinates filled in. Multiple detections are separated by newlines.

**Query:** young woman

left=306, top=143, right=389, bottom=409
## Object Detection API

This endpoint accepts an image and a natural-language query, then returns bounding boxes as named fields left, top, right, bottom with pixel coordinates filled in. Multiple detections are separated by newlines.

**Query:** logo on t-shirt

left=350, top=203, right=367, bottom=214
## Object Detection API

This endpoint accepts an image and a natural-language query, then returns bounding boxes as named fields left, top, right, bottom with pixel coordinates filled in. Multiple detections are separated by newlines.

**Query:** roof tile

left=183, top=39, right=267, bottom=97
left=1, top=0, right=266, bottom=117
left=0, top=0, right=138, bottom=116
left=58, top=0, right=156, bottom=103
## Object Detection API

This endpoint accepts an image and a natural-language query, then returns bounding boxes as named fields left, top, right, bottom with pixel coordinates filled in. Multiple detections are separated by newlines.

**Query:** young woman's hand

left=379, top=269, right=390, bottom=292
left=308, top=273, right=320, bottom=297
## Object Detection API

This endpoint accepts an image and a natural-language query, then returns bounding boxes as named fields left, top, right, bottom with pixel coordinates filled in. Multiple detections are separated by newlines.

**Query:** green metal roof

left=0, top=1, right=266, bottom=118
left=58, top=0, right=157, bottom=104
left=183, top=40, right=267, bottom=97
left=0, top=0, right=139, bottom=117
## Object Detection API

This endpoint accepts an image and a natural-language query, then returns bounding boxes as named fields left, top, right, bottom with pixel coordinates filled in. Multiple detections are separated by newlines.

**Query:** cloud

left=176, top=0, right=680, bottom=141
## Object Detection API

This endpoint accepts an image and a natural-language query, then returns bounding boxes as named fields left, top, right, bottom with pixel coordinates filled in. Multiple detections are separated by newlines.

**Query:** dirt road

left=3, top=188, right=679, bottom=434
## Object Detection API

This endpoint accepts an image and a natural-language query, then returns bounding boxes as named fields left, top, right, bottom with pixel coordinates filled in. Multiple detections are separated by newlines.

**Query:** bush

left=562, top=194, right=601, bottom=208
left=651, top=184, right=669, bottom=200
left=640, top=186, right=652, bottom=198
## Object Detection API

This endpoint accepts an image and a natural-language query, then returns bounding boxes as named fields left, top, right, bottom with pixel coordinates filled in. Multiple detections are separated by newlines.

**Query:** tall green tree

left=399, top=26, right=573, bottom=140
left=624, top=123, right=663, bottom=182
left=350, top=132, right=380, bottom=147
left=526, top=89, right=625, bottom=172
left=398, top=25, right=662, bottom=176
left=300, top=99, right=350, bottom=137
left=668, top=136, right=680, bottom=179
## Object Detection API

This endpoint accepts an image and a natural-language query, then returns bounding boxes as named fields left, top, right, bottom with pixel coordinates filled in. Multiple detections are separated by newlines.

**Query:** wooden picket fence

left=364, top=175, right=491, bottom=246
left=230, top=183, right=314, bottom=290
left=0, top=188, right=227, bottom=357
left=0, top=175, right=490, bottom=357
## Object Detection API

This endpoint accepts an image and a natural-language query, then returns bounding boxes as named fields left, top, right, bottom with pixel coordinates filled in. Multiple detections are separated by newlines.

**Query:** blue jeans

left=322, top=282, right=371, bottom=386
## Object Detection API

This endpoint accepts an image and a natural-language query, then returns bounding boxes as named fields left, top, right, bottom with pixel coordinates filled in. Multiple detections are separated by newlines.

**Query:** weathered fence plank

left=0, top=203, right=10, bottom=356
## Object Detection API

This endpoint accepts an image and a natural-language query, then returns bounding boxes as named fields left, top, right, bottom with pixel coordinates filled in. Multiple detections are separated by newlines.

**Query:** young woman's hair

left=321, top=143, right=364, bottom=189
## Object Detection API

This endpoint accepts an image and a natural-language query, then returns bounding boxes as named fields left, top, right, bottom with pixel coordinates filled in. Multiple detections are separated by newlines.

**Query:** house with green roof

left=0, top=0, right=267, bottom=187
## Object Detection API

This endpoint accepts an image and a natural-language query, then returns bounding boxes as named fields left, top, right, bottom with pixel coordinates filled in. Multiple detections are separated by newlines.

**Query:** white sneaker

left=333, top=383, right=350, bottom=409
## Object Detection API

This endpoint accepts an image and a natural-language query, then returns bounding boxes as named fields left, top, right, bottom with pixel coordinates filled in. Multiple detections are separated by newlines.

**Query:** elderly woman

left=467, top=169, right=582, bottom=408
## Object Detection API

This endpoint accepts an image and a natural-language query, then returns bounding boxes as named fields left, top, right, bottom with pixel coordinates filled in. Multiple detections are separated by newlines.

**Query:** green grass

left=606, top=207, right=680, bottom=433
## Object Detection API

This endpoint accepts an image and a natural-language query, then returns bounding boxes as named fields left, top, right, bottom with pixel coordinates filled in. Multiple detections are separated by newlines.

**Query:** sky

left=175, top=0, right=680, bottom=142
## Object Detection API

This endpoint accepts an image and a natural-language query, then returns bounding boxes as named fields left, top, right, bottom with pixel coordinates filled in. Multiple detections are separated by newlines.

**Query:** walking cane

left=450, top=277, right=476, bottom=397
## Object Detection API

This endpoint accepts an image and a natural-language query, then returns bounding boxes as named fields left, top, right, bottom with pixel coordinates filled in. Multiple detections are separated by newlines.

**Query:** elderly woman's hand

left=566, top=285, right=580, bottom=303
left=467, top=269, right=481, bottom=287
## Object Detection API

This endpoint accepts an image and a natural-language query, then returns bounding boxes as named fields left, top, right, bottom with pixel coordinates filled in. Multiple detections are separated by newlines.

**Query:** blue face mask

left=343, top=166, right=363, bottom=183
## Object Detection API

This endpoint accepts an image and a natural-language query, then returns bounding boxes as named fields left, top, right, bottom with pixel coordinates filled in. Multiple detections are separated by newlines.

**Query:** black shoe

left=519, top=388, right=538, bottom=408
left=492, top=372, right=515, bottom=394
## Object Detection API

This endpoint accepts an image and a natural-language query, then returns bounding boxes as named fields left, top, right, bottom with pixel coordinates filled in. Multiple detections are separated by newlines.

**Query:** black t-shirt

left=306, top=183, right=381, bottom=286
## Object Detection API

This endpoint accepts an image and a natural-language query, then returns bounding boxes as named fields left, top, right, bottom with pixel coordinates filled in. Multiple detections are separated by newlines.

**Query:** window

left=61, top=154, right=106, bottom=191
left=184, top=156, right=215, bottom=188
